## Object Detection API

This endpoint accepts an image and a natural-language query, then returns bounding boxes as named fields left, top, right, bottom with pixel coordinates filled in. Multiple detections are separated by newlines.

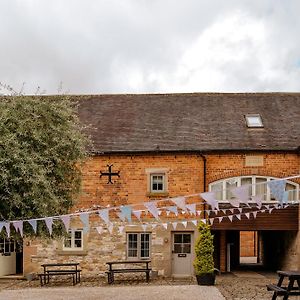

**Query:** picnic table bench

left=106, top=260, right=151, bottom=284
left=38, top=263, right=81, bottom=286
left=267, top=270, right=300, bottom=299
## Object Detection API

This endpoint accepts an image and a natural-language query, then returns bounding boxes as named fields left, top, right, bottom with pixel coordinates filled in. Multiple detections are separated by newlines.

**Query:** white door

left=172, top=232, right=193, bottom=277
left=0, top=239, right=17, bottom=276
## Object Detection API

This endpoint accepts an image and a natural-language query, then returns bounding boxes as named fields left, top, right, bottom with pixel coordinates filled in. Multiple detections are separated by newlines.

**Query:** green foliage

left=193, top=221, right=214, bottom=275
left=0, top=93, right=89, bottom=237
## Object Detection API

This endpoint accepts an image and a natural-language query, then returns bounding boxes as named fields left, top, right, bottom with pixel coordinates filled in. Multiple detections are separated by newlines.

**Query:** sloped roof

left=77, top=93, right=300, bottom=153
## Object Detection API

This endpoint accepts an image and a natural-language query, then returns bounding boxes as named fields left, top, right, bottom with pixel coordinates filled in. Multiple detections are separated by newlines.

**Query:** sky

left=0, top=0, right=300, bottom=94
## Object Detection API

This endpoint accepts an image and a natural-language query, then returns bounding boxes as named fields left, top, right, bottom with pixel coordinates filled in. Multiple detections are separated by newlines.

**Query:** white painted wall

left=0, top=253, right=16, bottom=276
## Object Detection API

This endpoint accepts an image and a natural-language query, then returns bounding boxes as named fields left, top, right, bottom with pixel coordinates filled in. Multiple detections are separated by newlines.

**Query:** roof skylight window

left=245, top=114, right=264, bottom=128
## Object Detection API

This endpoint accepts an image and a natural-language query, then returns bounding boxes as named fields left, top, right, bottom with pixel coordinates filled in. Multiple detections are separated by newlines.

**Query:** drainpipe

left=199, top=153, right=207, bottom=219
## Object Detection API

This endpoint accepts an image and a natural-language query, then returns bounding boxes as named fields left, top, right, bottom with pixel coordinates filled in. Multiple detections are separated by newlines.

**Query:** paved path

left=0, top=285, right=225, bottom=300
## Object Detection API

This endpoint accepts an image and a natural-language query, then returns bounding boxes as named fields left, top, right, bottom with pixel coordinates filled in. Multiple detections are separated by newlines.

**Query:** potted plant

left=193, top=221, right=215, bottom=285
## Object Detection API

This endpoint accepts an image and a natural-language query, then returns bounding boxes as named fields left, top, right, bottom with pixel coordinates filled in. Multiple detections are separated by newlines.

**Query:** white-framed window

left=127, top=233, right=151, bottom=259
left=245, top=114, right=264, bottom=128
left=63, top=229, right=83, bottom=250
left=150, top=174, right=165, bottom=192
left=209, top=176, right=299, bottom=203
left=0, top=238, right=16, bottom=254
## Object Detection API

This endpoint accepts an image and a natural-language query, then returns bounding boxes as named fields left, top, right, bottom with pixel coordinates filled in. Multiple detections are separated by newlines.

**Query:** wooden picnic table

left=39, top=262, right=81, bottom=286
left=267, top=270, right=300, bottom=299
left=106, top=260, right=151, bottom=284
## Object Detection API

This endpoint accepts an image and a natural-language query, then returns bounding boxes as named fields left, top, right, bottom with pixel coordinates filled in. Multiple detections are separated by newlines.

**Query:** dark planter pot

left=196, top=273, right=216, bottom=285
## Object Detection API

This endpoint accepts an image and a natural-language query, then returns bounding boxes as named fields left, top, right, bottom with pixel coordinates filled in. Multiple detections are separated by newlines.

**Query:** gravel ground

left=0, top=271, right=283, bottom=300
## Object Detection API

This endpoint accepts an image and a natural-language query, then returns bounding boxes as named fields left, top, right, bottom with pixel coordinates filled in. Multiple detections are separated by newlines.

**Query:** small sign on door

left=178, top=254, right=187, bottom=258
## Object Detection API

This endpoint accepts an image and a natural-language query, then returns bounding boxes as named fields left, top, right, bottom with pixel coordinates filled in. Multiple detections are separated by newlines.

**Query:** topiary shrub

left=193, top=221, right=214, bottom=275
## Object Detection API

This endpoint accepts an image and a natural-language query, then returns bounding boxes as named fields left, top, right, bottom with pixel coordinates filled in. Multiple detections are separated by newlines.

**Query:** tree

left=0, top=91, right=89, bottom=236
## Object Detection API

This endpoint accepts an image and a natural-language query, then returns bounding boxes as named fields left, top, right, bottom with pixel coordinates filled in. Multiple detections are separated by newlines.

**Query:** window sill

left=147, top=192, right=169, bottom=198
left=57, top=250, right=88, bottom=256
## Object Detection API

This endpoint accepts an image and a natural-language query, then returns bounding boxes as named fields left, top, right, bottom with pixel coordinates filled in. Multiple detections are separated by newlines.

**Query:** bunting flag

left=141, top=224, right=147, bottom=231
left=12, top=221, right=23, bottom=237
left=2, top=222, right=10, bottom=237
left=264, top=205, right=270, bottom=210
left=45, top=217, right=53, bottom=236
left=28, top=219, right=37, bottom=234
left=245, top=213, right=250, bottom=219
left=99, top=209, right=110, bottom=224
left=237, top=208, right=243, bottom=213
left=267, top=180, right=287, bottom=205
left=96, top=226, right=103, bottom=235
left=191, top=220, right=198, bottom=227
left=201, top=219, right=206, bottom=224
left=252, top=195, right=263, bottom=209
left=206, top=210, right=211, bottom=217
left=222, top=209, right=227, bottom=214
left=162, top=223, right=168, bottom=230
left=144, top=202, right=160, bottom=220
left=182, top=221, right=188, bottom=228
left=218, top=217, right=223, bottom=223
left=186, top=204, right=196, bottom=215
left=236, top=214, right=241, bottom=220
left=231, top=185, right=250, bottom=205
left=118, top=226, right=124, bottom=234
left=200, top=192, right=219, bottom=211
left=172, top=222, right=177, bottom=230
left=79, top=212, right=90, bottom=233
left=269, top=208, right=274, bottom=214
left=108, top=223, right=114, bottom=234
left=132, top=210, right=142, bottom=220
left=252, top=211, right=258, bottom=219
left=166, top=211, right=170, bottom=216
left=0, top=222, right=4, bottom=232
left=229, top=198, right=240, bottom=208
left=151, top=223, right=158, bottom=229
left=158, top=210, right=163, bottom=216
left=166, top=206, right=178, bottom=216
left=172, top=197, right=187, bottom=211
left=229, top=209, right=234, bottom=214
left=209, top=218, right=214, bottom=225
left=120, top=206, right=132, bottom=223
left=228, top=215, right=233, bottom=222
left=60, top=215, right=70, bottom=232
left=197, top=210, right=202, bottom=216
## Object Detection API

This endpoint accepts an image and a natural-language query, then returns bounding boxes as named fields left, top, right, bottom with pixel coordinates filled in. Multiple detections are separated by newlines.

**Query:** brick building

left=2, top=93, right=300, bottom=278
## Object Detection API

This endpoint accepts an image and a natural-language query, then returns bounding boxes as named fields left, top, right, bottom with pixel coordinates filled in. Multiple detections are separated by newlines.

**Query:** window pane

left=141, top=233, right=150, bottom=258
left=151, top=174, right=164, bottom=192
left=226, top=180, right=237, bottom=200
left=74, top=239, right=82, bottom=248
left=64, top=238, right=71, bottom=248
left=256, top=178, right=267, bottom=201
left=74, top=231, right=82, bottom=239
left=286, top=183, right=297, bottom=201
left=183, top=234, right=191, bottom=243
left=241, top=177, right=252, bottom=197
left=174, top=244, right=182, bottom=253
left=174, top=234, right=182, bottom=243
left=128, top=234, right=138, bottom=258
left=211, top=182, right=223, bottom=200
left=182, top=244, right=191, bottom=254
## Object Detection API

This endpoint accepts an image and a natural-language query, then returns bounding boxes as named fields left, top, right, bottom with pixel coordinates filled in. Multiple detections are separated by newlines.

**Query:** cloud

left=0, top=0, right=299, bottom=94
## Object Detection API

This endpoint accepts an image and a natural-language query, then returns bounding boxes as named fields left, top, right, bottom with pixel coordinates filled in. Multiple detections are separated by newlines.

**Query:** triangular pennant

left=264, top=205, right=270, bottom=210
left=118, top=226, right=125, bottom=234
left=28, top=219, right=37, bottom=234
left=60, top=215, right=70, bottom=232
left=252, top=211, right=258, bottom=219
left=218, top=217, right=223, bottom=223
left=236, top=214, right=241, bottom=220
left=162, top=223, right=168, bottom=230
left=186, top=203, right=196, bottom=215
left=197, top=210, right=202, bottom=216
left=252, top=195, right=263, bottom=209
left=158, top=210, right=163, bottom=216
left=12, top=221, right=23, bottom=237
left=269, top=208, right=274, bottom=214
left=96, top=226, right=103, bottom=235
left=79, top=213, right=90, bottom=233
left=245, top=213, right=250, bottom=219
left=222, top=209, right=227, bottom=214
left=172, top=196, right=187, bottom=211
left=261, top=210, right=265, bottom=213
left=182, top=221, right=188, bottom=228
left=228, top=215, right=233, bottom=222
left=99, top=209, right=110, bottom=224
left=206, top=210, right=211, bottom=217
left=132, top=210, right=142, bottom=220
left=229, top=209, right=234, bottom=214
left=238, top=208, right=242, bottom=213
left=166, top=206, right=178, bottom=216
left=141, top=224, right=147, bottom=231
left=144, top=202, right=160, bottom=220
left=172, top=222, right=177, bottom=230
left=120, top=206, right=132, bottom=223
left=209, top=218, right=214, bottom=225
left=166, top=211, right=170, bottom=216
left=45, top=217, right=53, bottom=236
left=191, top=220, right=198, bottom=227
left=267, top=180, right=287, bottom=205
left=229, top=198, right=240, bottom=208
left=108, top=223, right=114, bottom=234
left=117, top=212, right=126, bottom=222
left=4, top=222, right=10, bottom=237
left=151, top=223, right=157, bottom=229
left=200, top=192, right=219, bottom=211
left=201, top=219, right=207, bottom=224
left=231, top=185, right=250, bottom=205
left=0, top=222, right=4, bottom=232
